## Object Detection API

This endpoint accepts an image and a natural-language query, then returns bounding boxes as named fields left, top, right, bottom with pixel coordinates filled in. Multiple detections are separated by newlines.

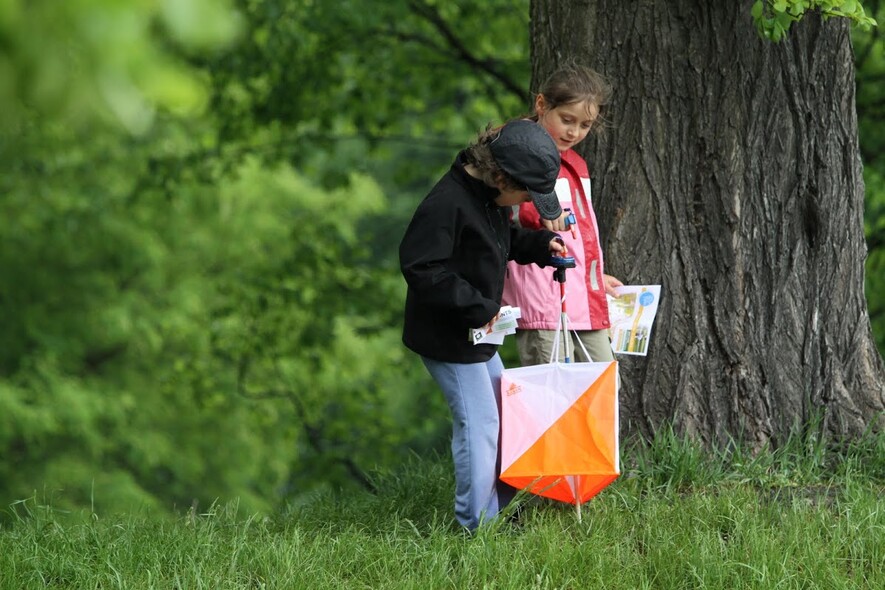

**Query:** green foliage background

left=855, top=0, right=885, bottom=352
left=1, top=0, right=882, bottom=517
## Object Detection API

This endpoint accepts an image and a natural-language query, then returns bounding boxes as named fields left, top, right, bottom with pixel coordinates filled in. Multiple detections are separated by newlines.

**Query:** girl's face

left=535, top=95, right=599, bottom=152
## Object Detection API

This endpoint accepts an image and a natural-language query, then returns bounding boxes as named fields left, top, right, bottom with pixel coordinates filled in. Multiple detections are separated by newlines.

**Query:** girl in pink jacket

left=502, top=64, right=623, bottom=364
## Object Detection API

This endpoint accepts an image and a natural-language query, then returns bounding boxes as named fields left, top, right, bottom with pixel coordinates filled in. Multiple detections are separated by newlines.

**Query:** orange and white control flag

left=500, top=361, right=619, bottom=504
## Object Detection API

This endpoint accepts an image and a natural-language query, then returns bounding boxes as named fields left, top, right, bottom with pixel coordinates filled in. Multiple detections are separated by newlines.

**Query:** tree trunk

left=530, top=0, right=885, bottom=447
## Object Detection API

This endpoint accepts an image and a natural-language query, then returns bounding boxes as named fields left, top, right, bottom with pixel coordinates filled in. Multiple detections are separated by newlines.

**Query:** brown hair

left=534, top=63, right=612, bottom=133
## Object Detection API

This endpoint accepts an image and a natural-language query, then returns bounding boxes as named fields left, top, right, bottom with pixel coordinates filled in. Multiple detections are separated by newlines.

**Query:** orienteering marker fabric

left=499, top=361, right=619, bottom=504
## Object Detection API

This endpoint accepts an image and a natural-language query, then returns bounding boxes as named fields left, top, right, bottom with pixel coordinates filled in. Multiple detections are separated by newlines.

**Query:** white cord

left=548, top=312, right=593, bottom=364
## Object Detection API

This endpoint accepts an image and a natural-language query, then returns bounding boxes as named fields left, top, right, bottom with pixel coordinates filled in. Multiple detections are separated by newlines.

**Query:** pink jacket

left=501, top=149, right=611, bottom=330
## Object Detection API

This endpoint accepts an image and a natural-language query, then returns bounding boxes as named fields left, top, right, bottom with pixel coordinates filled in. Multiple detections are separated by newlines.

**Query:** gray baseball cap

left=489, top=120, right=562, bottom=220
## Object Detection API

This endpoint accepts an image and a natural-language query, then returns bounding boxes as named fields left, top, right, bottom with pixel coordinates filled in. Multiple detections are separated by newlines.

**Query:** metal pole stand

left=550, top=254, right=576, bottom=363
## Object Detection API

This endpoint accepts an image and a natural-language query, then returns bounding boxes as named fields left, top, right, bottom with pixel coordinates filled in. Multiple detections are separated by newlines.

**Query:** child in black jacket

left=400, top=120, right=565, bottom=531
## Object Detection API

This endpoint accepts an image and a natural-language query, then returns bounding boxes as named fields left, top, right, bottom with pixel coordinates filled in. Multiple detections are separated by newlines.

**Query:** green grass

left=1, top=428, right=883, bottom=590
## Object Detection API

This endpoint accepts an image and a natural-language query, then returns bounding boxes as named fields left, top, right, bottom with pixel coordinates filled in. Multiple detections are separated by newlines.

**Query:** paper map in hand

left=470, top=306, right=521, bottom=345
left=607, top=285, right=661, bottom=356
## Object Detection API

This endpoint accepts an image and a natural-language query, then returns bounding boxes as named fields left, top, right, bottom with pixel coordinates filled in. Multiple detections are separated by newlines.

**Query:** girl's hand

left=603, top=274, right=624, bottom=297
left=540, top=210, right=571, bottom=231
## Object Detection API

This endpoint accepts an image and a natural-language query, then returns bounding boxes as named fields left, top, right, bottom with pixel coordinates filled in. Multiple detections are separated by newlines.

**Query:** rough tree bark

left=530, top=0, right=885, bottom=447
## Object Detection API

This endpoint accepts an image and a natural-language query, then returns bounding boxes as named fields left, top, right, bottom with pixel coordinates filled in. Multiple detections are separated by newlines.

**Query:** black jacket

left=400, top=152, right=557, bottom=363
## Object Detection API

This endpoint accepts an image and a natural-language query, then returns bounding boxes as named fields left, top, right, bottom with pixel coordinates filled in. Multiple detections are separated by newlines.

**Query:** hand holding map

left=470, top=306, right=521, bottom=345
left=607, top=285, right=661, bottom=356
